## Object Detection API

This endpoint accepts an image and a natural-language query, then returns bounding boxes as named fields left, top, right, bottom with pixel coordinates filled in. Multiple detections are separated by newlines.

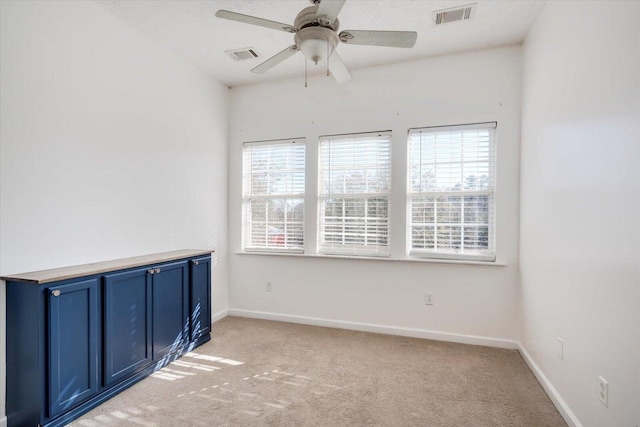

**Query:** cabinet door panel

left=152, top=262, right=188, bottom=360
left=103, top=269, right=152, bottom=387
left=190, top=257, right=211, bottom=341
left=48, top=279, right=99, bottom=417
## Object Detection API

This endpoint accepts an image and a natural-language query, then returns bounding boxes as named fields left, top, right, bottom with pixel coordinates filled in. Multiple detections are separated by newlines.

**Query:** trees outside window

left=241, top=123, right=497, bottom=262
left=242, top=139, right=305, bottom=252
left=318, top=132, right=391, bottom=256
left=408, top=123, right=496, bottom=261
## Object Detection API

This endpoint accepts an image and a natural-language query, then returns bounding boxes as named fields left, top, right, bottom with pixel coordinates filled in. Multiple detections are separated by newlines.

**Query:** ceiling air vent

left=433, top=3, right=476, bottom=25
left=226, top=47, right=261, bottom=61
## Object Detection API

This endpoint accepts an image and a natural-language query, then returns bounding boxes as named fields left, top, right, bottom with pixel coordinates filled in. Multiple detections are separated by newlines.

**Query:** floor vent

left=226, top=48, right=260, bottom=61
left=433, top=3, right=476, bottom=25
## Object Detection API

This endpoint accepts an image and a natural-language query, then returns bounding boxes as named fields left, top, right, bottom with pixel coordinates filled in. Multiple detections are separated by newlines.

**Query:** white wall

left=228, top=46, right=522, bottom=343
left=520, top=1, right=640, bottom=426
left=0, top=1, right=229, bottom=423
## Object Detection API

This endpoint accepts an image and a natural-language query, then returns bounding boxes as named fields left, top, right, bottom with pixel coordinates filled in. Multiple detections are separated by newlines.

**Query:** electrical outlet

left=425, top=293, right=433, bottom=305
left=266, top=281, right=272, bottom=292
left=598, top=376, right=608, bottom=407
left=557, top=337, right=564, bottom=360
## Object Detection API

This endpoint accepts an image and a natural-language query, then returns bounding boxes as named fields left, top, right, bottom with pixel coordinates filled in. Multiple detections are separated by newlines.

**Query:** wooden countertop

left=0, top=249, right=214, bottom=285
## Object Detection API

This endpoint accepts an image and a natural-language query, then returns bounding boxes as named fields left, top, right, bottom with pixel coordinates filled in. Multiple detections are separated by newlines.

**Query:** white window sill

left=234, top=251, right=507, bottom=267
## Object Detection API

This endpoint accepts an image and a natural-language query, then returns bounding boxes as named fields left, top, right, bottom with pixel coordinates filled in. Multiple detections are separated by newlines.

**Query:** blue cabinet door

left=189, top=257, right=211, bottom=342
left=103, top=268, right=152, bottom=387
left=152, top=261, right=189, bottom=361
left=48, top=279, right=99, bottom=417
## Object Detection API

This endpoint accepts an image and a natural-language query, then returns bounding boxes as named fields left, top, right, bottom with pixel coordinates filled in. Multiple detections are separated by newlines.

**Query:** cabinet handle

left=155, top=268, right=160, bottom=273
left=148, top=269, right=154, bottom=275
left=51, top=289, right=61, bottom=297
left=194, top=260, right=199, bottom=266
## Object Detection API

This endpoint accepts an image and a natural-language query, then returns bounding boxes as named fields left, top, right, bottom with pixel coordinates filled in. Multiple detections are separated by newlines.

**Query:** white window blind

left=408, top=123, right=496, bottom=261
left=319, top=131, right=391, bottom=256
left=242, top=139, right=305, bottom=252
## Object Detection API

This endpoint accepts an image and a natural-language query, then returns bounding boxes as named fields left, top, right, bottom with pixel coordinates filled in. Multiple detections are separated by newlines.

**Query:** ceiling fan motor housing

left=294, top=5, right=340, bottom=31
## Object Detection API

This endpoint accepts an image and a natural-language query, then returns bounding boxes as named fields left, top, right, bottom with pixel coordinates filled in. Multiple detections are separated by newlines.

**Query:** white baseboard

left=227, top=308, right=518, bottom=349
left=517, top=343, right=582, bottom=427
left=212, top=309, right=228, bottom=323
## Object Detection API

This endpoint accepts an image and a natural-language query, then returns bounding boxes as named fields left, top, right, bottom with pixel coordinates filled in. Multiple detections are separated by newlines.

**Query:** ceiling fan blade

left=339, top=30, right=417, bottom=48
left=215, top=10, right=295, bottom=33
left=251, top=45, right=298, bottom=74
left=317, top=0, right=347, bottom=23
left=328, top=50, right=352, bottom=84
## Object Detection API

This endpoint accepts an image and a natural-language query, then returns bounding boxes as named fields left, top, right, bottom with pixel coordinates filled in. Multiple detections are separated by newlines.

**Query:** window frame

left=406, top=122, right=497, bottom=262
left=317, top=130, right=392, bottom=257
left=242, top=138, right=306, bottom=254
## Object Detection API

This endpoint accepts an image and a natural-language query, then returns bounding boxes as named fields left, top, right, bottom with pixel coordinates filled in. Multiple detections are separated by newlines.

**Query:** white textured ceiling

left=96, top=0, right=545, bottom=87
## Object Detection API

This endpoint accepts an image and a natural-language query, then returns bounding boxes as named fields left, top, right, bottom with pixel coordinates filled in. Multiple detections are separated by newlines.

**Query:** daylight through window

left=408, top=123, right=496, bottom=261
left=242, top=139, right=305, bottom=252
left=318, top=131, right=392, bottom=256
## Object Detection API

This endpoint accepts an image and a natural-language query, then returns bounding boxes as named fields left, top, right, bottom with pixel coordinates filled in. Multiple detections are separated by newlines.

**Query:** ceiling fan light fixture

left=299, top=38, right=328, bottom=65
left=294, top=26, right=338, bottom=65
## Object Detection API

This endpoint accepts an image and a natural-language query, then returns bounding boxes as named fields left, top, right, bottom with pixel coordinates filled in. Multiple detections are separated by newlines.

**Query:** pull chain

left=305, top=58, right=308, bottom=88
left=326, top=40, right=330, bottom=77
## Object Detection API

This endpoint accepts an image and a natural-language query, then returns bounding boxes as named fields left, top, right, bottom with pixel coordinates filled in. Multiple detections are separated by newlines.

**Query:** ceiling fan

left=215, top=0, right=418, bottom=84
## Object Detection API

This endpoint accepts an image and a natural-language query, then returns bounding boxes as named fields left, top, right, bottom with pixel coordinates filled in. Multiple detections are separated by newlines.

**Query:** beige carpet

left=71, top=316, right=566, bottom=426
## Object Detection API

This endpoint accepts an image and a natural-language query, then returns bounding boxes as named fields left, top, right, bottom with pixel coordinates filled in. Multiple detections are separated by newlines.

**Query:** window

left=242, top=139, right=305, bottom=252
left=408, top=123, right=496, bottom=261
left=318, top=131, right=391, bottom=256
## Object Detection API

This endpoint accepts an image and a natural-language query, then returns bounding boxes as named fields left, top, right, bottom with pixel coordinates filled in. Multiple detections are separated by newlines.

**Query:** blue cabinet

left=151, top=261, right=189, bottom=361
left=103, top=268, right=153, bottom=387
left=48, top=279, right=99, bottom=418
left=103, top=261, right=190, bottom=386
left=190, top=257, right=211, bottom=342
left=3, top=250, right=212, bottom=427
